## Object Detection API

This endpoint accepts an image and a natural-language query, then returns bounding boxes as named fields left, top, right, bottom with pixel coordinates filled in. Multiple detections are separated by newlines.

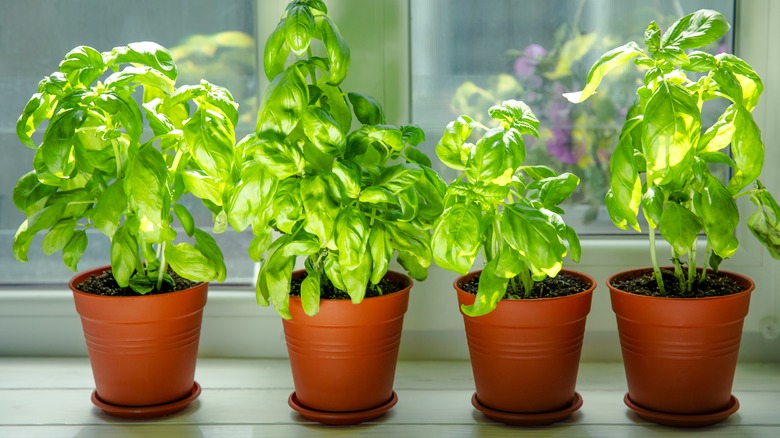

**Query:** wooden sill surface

left=1, top=358, right=779, bottom=437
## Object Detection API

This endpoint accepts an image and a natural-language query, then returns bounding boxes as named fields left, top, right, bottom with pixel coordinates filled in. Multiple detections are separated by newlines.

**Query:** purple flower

left=514, top=44, right=548, bottom=78
left=547, top=127, right=577, bottom=165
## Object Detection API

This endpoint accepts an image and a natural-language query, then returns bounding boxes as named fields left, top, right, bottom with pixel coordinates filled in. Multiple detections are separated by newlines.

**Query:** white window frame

left=1, top=0, right=778, bottom=360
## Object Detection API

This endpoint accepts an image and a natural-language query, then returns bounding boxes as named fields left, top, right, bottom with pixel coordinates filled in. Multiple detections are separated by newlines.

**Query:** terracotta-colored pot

left=282, top=270, right=411, bottom=415
left=70, top=265, right=207, bottom=408
left=456, top=269, right=595, bottom=414
left=608, top=268, right=753, bottom=416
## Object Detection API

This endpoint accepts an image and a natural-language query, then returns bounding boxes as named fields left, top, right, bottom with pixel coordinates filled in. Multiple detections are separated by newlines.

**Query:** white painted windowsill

left=0, top=358, right=779, bottom=437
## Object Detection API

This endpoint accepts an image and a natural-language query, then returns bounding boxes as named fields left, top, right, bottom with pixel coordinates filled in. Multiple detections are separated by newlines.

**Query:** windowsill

left=1, top=358, right=779, bottom=436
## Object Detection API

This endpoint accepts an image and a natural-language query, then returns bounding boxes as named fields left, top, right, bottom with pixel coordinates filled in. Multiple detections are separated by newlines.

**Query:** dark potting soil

left=458, top=272, right=589, bottom=299
left=611, top=268, right=744, bottom=298
left=75, top=269, right=198, bottom=296
left=290, top=274, right=406, bottom=300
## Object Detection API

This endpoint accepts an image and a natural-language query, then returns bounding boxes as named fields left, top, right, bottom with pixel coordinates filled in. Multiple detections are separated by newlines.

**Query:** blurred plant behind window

left=412, top=0, right=735, bottom=233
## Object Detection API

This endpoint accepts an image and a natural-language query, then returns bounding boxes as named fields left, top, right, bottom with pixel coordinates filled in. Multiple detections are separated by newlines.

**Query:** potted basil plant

left=432, top=99, right=595, bottom=425
left=227, top=0, right=445, bottom=425
left=565, top=9, right=780, bottom=426
left=13, top=42, right=239, bottom=418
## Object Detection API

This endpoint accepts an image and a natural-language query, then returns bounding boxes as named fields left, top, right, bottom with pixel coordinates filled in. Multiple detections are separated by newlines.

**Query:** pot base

left=91, top=382, right=201, bottom=419
left=471, top=392, right=583, bottom=426
left=288, top=391, right=398, bottom=425
left=624, top=393, right=739, bottom=427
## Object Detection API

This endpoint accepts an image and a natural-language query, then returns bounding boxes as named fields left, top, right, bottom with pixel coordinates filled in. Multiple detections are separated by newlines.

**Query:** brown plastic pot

left=608, top=267, right=754, bottom=418
left=282, top=270, right=411, bottom=418
left=456, top=269, right=595, bottom=416
left=70, top=265, right=207, bottom=409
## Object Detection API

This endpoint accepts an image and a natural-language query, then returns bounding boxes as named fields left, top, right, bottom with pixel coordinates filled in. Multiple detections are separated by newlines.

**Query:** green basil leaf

left=165, top=241, right=217, bottom=283
left=461, top=257, right=509, bottom=317
left=712, top=68, right=743, bottom=107
left=563, top=42, right=644, bottom=103
left=183, top=106, right=235, bottom=182
left=536, top=173, right=580, bottom=208
left=387, top=220, right=432, bottom=270
left=95, top=90, right=143, bottom=142
left=301, top=257, right=321, bottom=316
left=358, top=186, right=398, bottom=205
left=318, top=84, right=352, bottom=133
left=716, top=54, right=763, bottom=111
left=397, top=249, right=428, bottom=281
left=695, top=174, right=739, bottom=259
left=641, top=186, right=664, bottom=228
left=644, top=21, right=661, bottom=52
left=41, top=219, right=77, bottom=256
left=642, top=82, right=700, bottom=186
left=727, top=106, right=763, bottom=193
left=249, top=228, right=273, bottom=262
left=227, top=161, right=278, bottom=232
left=103, top=66, right=175, bottom=95
left=264, top=20, right=291, bottom=81
left=436, top=115, right=476, bottom=171
left=607, top=132, right=642, bottom=231
left=684, top=51, right=718, bottom=72
left=368, top=223, right=392, bottom=285
left=301, top=175, right=339, bottom=249
left=257, top=66, right=308, bottom=138
left=347, top=91, right=385, bottom=125
left=564, top=225, right=581, bottom=263
left=375, top=164, right=422, bottom=194
left=501, top=204, right=566, bottom=279
left=318, top=15, right=350, bottom=85
left=698, top=105, right=735, bottom=153
left=258, top=236, right=295, bottom=319
left=488, top=100, right=540, bottom=137
left=62, top=230, right=88, bottom=272
left=432, top=203, right=482, bottom=275
left=173, top=204, right=195, bottom=237
left=17, top=93, right=56, bottom=148
left=401, top=125, right=426, bottom=146
left=748, top=188, right=780, bottom=259
left=182, top=170, right=224, bottom=207
left=661, top=9, right=730, bottom=50
left=246, top=136, right=304, bottom=179
left=13, top=204, right=66, bottom=262
left=109, top=42, right=177, bottom=81
left=13, top=171, right=58, bottom=216
left=125, top=145, right=168, bottom=242
left=323, top=250, right=346, bottom=291
left=59, top=45, right=105, bottom=85
left=336, top=208, right=370, bottom=271
left=465, top=128, right=511, bottom=185
left=302, top=105, right=346, bottom=157
left=403, top=146, right=432, bottom=167
left=659, top=202, right=702, bottom=255
left=110, top=223, right=139, bottom=287
left=284, top=5, right=316, bottom=57
left=194, top=228, right=226, bottom=282
left=332, top=160, right=361, bottom=198
left=271, top=178, right=303, bottom=233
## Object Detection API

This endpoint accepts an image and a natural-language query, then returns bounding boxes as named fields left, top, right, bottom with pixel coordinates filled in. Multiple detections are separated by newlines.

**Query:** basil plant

left=14, top=42, right=239, bottom=294
left=432, top=100, right=582, bottom=317
left=228, top=0, right=445, bottom=319
left=565, top=9, right=780, bottom=294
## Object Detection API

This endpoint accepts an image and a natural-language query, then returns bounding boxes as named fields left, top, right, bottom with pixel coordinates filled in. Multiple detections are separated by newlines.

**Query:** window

left=1, top=0, right=778, bottom=360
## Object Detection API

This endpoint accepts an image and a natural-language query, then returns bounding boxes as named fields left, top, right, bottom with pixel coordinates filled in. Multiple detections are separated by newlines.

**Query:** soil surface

left=458, top=272, right=589, bottom=299
left=75, top=269, right=198, bottom=296
left=290, top=274, right=406, bottom=300
left=611, top=268, right=744, bottom=298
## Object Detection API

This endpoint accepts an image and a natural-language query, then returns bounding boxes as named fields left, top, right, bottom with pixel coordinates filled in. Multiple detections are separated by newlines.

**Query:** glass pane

left=411, top=0, right=735, bottom=234
left=0, top=0, right=257, bottom=284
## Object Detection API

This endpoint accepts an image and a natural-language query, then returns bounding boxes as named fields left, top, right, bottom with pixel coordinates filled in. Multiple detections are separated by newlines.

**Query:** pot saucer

left=471, top=392, right=583, bottom=426
left=288, top=391, right=398, bottom=425
left=91, top=382, right=201, bottom=419
left=624, top=393, right=739, bottom=427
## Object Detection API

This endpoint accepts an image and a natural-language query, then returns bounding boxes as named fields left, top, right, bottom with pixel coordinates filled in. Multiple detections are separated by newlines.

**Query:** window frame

left=1, top=0, right=778, bottom=361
